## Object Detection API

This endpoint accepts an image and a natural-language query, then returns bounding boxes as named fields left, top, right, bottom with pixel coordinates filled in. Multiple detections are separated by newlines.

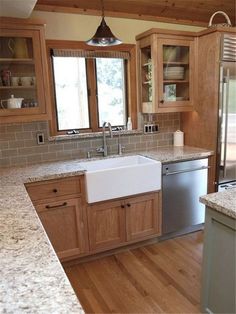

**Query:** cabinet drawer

left=26, top=176, right=82, bottom=201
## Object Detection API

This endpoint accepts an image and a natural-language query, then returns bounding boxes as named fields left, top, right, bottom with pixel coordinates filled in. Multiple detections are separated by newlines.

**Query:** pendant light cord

left=101, top=0, right=104, bottom=18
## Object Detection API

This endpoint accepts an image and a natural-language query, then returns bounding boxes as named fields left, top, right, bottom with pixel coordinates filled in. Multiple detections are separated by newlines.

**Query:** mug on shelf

left=31, top=76, right=36, bottom=86
left=21, top=76, right=32, bottom=86
left=11, top=77, right=20, bottom=86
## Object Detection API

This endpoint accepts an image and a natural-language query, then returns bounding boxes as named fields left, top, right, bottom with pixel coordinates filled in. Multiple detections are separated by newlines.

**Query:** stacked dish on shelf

left=163, top=66, right=184, bottom=80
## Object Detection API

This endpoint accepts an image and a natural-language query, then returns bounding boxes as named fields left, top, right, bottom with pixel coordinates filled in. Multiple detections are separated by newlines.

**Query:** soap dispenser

left=127, top=117, right=132, bottom=130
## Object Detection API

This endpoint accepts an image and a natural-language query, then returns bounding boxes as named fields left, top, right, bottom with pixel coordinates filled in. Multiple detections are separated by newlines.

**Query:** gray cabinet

left=201, top=208, right=236, bottom=314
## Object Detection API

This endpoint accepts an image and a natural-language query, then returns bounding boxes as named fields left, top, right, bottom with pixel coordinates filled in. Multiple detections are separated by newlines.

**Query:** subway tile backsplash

left=0, top=113, right=180, bottom=167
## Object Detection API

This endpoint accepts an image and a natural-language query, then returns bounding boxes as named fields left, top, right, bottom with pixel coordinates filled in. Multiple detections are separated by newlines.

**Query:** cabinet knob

left=127, top=203, right=131, bottom=207
left=121, top=205, right=125, bottom=208
left=53, top=189, right=58, bottom=193
left=160, top=99, right=164, bottom=104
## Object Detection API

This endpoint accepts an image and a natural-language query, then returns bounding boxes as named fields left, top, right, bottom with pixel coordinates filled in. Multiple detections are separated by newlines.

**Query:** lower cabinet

left=126, top=193, right=160, bottom=242
left=35, top=197, right=88, bottom=260
left=26, top=176, right=161, bottom=260
left=87, top=199, right=126, bottom=251
left=87, top=192, right=161, bottom=253
left=201, top=207, right=236, bottom=314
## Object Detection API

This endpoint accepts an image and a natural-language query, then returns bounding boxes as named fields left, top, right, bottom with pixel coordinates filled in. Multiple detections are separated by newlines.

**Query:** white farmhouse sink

left=80, top=155, right=161, bottom=203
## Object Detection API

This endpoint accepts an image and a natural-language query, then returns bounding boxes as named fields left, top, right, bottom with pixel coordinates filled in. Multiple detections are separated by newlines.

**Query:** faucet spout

left=98, top=121, right=113, bottom=157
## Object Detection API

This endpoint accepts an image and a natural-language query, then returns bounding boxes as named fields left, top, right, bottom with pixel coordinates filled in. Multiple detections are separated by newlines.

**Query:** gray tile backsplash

left=0, top=113, right=180, bottom=167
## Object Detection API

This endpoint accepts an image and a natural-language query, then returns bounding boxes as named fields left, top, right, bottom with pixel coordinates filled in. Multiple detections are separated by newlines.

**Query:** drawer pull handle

left=127, top=203, right=131, bottom=207
left=45, top=202, right=67, bottom=209
left=53, top=189, right=58, bottom=193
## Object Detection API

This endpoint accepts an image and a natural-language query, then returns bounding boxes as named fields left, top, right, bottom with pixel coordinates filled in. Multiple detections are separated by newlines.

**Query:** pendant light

left=86, top=0, right=122, bottom=46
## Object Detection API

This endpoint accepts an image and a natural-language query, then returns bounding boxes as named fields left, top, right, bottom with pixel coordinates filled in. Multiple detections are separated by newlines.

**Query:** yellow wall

left=31, top=11, right=205, bottom=43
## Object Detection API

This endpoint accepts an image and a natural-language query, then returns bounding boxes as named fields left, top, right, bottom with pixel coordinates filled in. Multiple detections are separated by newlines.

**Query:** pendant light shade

left=86, top=0, right=122, bottom=46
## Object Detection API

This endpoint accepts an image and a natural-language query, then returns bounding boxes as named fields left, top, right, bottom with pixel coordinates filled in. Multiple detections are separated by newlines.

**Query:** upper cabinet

left=136, top=29, right=196, bottom=113
left=0, top=18, right=51, bottom=123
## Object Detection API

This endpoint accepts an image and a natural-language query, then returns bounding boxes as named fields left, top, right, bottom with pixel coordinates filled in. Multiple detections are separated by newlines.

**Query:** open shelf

left=163, top=80, right=189, bottom=83
left=0, top=58, right=34, bottom=64
left=0, top=85, right=36, bottom=90
left=163, top=61, right=189, bottom=65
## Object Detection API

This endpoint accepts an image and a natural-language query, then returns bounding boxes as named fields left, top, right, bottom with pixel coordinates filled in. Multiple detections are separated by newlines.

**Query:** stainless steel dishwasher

left=162, top=158, right=208, bottom=238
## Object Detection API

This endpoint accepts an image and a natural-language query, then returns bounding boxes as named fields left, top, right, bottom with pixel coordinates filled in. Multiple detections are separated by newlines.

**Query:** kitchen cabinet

left=0, top=17, right=51, bottom=123
left=126, top=193, right=160, bottom=241
left=181, top=27, right=236, bottom=193
left=201, top=207, right=236, bottom=313
left=136, top=29, right=195, bottom=113
left=87, top=192, right=161, bottom=253
left=35, top=197, right=87, bottom=260
left=25, top=176, right=89, bottom=261
left=26, top=175, right=161, bottom=259
left=87, top=199, right=126, bottom=251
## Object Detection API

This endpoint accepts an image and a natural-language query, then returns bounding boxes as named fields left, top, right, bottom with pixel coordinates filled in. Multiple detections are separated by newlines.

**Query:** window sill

left=48, top=129, right=143, bottom=142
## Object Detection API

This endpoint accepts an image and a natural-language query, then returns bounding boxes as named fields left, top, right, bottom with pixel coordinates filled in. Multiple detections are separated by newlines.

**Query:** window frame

left=46, top=40, right=137, bottom=136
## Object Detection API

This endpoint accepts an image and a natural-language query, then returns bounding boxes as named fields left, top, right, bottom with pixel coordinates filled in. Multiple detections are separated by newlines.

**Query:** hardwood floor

left=64, top=231, right=203, bottom=313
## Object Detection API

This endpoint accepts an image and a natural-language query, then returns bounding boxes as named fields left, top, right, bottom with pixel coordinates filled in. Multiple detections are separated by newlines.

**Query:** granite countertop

left=200, top=189, right=236, bottom=219
left=0, top=145, right=213, bottom=312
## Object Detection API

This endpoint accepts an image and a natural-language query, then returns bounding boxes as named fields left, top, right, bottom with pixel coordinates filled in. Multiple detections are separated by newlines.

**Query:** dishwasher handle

left=163, top=166, right=210, bottom=176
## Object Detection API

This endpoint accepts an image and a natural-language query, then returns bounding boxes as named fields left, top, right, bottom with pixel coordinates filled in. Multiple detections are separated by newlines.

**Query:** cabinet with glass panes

left=136, top=29, right=195, bottom=113
left=0, top=18, right=50, bottom=123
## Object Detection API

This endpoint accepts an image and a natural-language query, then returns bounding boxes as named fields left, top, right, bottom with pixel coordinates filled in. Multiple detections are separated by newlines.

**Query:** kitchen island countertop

left=0, top=145, right=213, bottom=313
left=200, top=189, right=236, bottom=219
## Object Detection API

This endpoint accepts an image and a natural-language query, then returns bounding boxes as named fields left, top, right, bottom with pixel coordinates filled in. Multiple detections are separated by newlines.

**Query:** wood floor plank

left=65, top=265, right=112, bottom=313
left=64, top=231, right=203, bottom=313
left=142, top=246, right=200, bottom=306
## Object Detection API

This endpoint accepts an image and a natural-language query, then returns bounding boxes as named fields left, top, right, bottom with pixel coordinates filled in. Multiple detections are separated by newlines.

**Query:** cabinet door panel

left=36, top=198, right=87, bottom=259
left=0, top=20, right=50, bottom=123
left=126, top=193, right=161, bottom=241
left=87, top=200, right=126, bottom=252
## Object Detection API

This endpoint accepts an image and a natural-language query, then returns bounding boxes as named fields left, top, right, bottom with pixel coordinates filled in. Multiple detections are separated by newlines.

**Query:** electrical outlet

left=36, top=132, right=45, bottom=145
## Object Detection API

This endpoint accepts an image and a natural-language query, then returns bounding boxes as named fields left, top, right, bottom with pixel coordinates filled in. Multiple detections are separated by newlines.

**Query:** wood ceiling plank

left=35, top=0, right=236, bottom=26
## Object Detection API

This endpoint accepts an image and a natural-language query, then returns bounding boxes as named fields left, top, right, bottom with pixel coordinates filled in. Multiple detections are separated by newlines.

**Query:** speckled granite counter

left=0, top=145, right=212, bottom=313
left=200, top=189, right=236, bottom=219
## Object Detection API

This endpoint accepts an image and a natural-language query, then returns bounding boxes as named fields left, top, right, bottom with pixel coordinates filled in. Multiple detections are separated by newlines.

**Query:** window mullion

left=87, top=59, right=99, bottom=132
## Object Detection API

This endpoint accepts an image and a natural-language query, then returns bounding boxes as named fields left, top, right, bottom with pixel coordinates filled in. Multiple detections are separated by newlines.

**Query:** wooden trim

left=46, top=40, right=137, bottom=135
left=197, top=26, right=236, bottom=37
left=0, top=17, right=46, bottom=26
left=87, top=58, right=99, bottom=131
left=135, top=28, right=199, bottom=41
left=34, top=4, right=208, bottom=27
left=62, top=235, right=159, bottom=265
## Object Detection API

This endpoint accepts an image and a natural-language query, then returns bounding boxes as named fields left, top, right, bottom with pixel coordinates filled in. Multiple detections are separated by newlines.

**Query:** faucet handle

left=96, top=147, right=104, bottom=153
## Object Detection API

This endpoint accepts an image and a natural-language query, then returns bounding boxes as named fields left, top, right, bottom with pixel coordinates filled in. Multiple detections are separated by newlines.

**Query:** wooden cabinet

left=87, top=192, right=161, bottom=253
left=181, top=28, right=236, bottom=193
left=26, top=175, right=161, bottom=259
left=136, top=29, right=195, bottom=113
left=126, top=193, right=160, bottom=242
left=87, top=199, right=126, bottom=251
left=201, top=207, right=236, bottom=313
left=26, top=176, right=89, bottom=261
left=0, top=18, right=51, bottom=123
left=35, top=198, right=87, bottom=260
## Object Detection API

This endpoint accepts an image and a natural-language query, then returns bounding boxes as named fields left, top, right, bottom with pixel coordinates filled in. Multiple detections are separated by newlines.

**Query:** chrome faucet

left=96, top=122, right=113, bottom=157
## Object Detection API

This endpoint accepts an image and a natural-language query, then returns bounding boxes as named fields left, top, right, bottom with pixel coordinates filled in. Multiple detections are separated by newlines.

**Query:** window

left=53, top=57, right=89, bottom=130
left=96, top=58, right=126, bottom=127
left=47, top=42, right=137, bottom=135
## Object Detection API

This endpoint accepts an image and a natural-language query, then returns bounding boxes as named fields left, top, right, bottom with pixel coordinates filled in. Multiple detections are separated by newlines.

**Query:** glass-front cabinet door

left=0, top=22, right=49, bottom=121
left=157, top=38, right=194, bottom=111
left=137, top=34, right=158, bottom=114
